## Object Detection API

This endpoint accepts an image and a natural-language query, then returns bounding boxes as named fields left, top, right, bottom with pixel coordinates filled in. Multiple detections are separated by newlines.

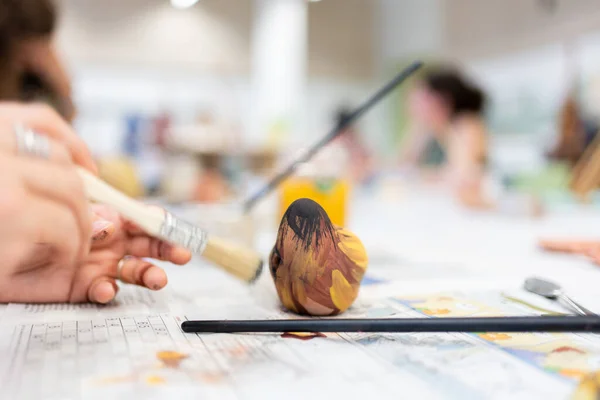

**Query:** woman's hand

left=70, top=205, right=192, bottom=304
left=539, top=239, right=600, bottom=266
left=0, top=203, right=192, bottom=303
left=0, top=102, right=191, bottom=303
left=0, top=102, right=100, bottom=302
left=0, top=102, right=97, bottom=173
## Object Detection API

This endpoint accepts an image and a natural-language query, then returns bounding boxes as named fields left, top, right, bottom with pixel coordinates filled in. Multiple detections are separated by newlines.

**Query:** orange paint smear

left=156, top=350, right=189, bottom=368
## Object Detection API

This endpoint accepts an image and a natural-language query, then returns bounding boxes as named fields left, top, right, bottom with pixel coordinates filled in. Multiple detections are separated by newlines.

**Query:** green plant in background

left=499, top=161, right=600, bottom=207
left=505, top=162, right=571, bottom=194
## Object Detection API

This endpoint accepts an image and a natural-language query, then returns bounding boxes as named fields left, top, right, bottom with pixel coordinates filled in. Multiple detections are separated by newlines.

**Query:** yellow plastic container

left=277, top=143, right=351, bottom=227
left=279, top=176, right=350, bottom=227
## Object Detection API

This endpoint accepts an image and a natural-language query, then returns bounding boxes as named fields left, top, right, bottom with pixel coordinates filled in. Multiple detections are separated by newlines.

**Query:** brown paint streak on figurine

left=270, top=198, right=368, bottom=316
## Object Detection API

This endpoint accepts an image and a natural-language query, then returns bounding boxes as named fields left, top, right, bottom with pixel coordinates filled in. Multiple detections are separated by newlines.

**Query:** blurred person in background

left=547, top=90, right=600, bottom=170
left=0, top=0, right=75, bottom=121
left=538, top=92, right=600, bottom=262
left=333, top=107, right=374, bottom=185
left=399, top=65, right=491, bottom=208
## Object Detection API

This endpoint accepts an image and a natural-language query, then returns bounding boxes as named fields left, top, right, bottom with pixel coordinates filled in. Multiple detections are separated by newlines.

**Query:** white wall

left=55, top=0, right=387, bottom=157
left=443, top=0, right=600, bottom=61
left=372, top=0, right=444, bottom=157
left=376, top=0, right=444, bottom=70
left=56, top=0, right=251, bottom=74
left=71, top=66, right=382, bottom=158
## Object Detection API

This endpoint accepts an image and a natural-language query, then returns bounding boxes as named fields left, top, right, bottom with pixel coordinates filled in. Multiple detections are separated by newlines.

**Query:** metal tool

left=524, top=277, right=596, bottom=316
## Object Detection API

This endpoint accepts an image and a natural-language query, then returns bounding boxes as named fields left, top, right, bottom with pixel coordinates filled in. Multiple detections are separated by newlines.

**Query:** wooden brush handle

left=76, top=167, right=264, bottom=283
left=76, top=167, right=165, bottom=236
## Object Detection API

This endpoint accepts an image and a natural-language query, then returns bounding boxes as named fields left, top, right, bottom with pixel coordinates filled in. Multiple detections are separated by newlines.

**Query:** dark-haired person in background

left=0, top=0, right=75, bottom=120
left=399, top=66, right=490, bottom=208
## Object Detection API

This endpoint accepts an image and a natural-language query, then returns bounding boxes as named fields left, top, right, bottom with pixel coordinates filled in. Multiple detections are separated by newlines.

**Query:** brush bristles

left=202, top=236, right=264, bottom=283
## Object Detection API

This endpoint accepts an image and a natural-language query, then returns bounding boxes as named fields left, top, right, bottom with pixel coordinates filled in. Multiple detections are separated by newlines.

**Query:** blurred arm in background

left=398, top=80, right=448, bottom=175
left=333, top=107, right=375, bottom=185
left=446, top=113, right=491, bottom=209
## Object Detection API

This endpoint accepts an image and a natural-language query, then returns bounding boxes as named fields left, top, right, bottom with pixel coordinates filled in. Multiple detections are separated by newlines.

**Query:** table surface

left=1, top=179, right=600, bottom=400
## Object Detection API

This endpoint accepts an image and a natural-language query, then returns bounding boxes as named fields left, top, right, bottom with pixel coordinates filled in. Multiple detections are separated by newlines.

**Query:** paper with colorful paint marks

left=0, top=281, right=597, bottom=399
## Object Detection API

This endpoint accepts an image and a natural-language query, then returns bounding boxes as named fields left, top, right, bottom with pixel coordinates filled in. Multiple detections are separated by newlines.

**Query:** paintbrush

left=242, top=60, right=424, bottom=214
left=77, top=167, right=263, bottom=283
left=181, top=315, right=600, bottom=333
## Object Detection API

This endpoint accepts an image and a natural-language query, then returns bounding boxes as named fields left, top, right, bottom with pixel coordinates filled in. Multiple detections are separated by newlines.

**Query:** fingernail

left=92, top=220, right=112, bottom=241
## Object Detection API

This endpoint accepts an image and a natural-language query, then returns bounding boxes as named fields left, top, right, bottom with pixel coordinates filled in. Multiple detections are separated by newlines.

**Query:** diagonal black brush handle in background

left=242, top=60, right=424, bottom=214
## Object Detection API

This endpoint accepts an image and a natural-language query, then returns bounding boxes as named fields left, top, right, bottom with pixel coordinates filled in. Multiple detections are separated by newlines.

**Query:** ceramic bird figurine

left=571, top=370, right=600, bottom=400
left=269, top=198, right=368, bottom=316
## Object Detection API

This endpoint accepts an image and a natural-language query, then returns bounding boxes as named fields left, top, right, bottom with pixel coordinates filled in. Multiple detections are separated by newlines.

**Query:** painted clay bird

left=269, top=198, right=368, bottom=316
left=571, top=370, right=600, bottom=400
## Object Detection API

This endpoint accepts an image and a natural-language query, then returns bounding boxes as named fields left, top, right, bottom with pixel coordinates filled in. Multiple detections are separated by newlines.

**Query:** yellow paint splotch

left=145, top=375, right=166, bottom=385
left=156, top=351, right=188, bottom=368
left=330, top=269, right=355, bottom=311
left=336, top=229, right=368, bottom=269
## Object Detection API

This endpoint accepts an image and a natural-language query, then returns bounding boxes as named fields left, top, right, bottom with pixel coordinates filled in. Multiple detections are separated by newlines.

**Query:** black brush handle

left=181, top=316, right=600, bottom=334
left=242, top=60, right=424, bottom=213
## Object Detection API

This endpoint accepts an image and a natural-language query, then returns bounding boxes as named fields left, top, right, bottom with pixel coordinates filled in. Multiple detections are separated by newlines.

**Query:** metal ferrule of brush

left=159, top=211, right=208, bottom=254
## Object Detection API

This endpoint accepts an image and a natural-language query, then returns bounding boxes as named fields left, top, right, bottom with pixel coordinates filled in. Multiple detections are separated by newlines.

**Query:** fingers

left=539, top=240, right=600, bottom=254
left=122, top=205, right=165, bottom=236
left=21, top=196, right=82, bottom=268
left=0, top=102, right=97, bottom=173
left=539, top=239, right=582, bottom=253
left=89, top=204, right=122, bottom=248
left=87, top=277, right=119, bottom=304
left=0, top=129, right=73, bottom=165
left=17, top=158, right=92, bottom=258
left=91, top=218, right=114, bottom=242
left=539, top=239, right=600, bottom=267
left=73, top=256, right=167, bottom=304
left=90, top=203, right=121, bottom=224
left=126, top=236, right=192, bottom=265
left=117, top=256, right=168, bottom=291
left=583, top=246, right=600, bottom=265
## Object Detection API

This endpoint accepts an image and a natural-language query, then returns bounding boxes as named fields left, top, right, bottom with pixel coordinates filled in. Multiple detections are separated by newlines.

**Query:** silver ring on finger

left=13, top=123, right=50, bottom=159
